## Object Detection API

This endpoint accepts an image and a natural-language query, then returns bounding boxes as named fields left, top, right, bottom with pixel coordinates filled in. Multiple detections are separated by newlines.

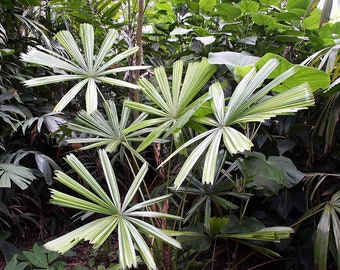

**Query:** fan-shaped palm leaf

left=21, top=23, right=149, bottom=113
left=44, top=150, right=181, bottom=270
left=124, top=58, right=217, bottom=152
left=160, top=58, right=315, bottom=187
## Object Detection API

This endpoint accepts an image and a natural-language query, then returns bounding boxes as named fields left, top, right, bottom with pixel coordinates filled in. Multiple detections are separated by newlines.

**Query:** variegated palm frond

left=124, top=58, right=217, bottom=152
left=161, top=58, right=315, bottom=187
left=21, top=23, right=149, bottom=113
left=44, top=150, right=181, bottom=270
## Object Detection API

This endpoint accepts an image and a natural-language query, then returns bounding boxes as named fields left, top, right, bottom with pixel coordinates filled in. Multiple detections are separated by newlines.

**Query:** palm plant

left=44, top=149, right=182, bottom=270
left=178, top=216, right=294, bottom=267
left=64, top=99, right=148, bottom=164
left=21, top=23, right=148, bottom=113
left=301, top=44, right=340, bottom=157
left=160, top=58, right=315, bottom=187
left=293, top=184, right=340, bottom=270
left=171, top=151, right=252, bottom=229
left=124, top=57, right=217, bottom=152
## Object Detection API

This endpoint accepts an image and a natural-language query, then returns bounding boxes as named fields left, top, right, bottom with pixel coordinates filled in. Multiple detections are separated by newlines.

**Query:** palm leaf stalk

left=21, top=23, right=149, bottom=113
left=160, top=58, right=315, bottom=187
left=44, top=150, right=182, bottom=270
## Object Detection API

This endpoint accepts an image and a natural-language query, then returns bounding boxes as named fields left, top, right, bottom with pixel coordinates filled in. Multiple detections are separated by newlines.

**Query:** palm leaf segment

left=314, top=190, right=340, bottom=270
left=124, top=58, right=217, bottom=152
left=44, top=150, right=181, bottom=270
left=21, top=23, right=148, bottom=113
left=161, top=58, right=315, bottom=187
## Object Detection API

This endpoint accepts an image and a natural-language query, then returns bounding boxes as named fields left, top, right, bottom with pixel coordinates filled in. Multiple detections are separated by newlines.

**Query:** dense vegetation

left=0, top=0, right=339, bottom=269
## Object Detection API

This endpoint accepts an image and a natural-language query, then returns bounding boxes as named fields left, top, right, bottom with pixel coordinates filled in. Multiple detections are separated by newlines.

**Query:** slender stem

left=247, top=258, right=295, bottom=270
left=133, top=0, right=145, bottom=120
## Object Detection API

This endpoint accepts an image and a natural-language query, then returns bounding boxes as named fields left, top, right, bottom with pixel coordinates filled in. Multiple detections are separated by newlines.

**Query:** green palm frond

left=124, top=58, right=217, bottom=152
left=314, top=190, right=340, bottom=270
left=302, top=44, right=340, bottom=155
left=44, top=150, right=181, bottom=270
left=160, top=58, right=315, bottom=187
left=21, top=23, right=149, bottom=113
left=172, top=167, right=251, bottom=229
left=221, top=226, right=294, bottom=243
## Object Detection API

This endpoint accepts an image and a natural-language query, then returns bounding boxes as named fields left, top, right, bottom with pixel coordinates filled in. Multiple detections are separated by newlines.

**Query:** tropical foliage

left=0, top=0, right=339, bottom=269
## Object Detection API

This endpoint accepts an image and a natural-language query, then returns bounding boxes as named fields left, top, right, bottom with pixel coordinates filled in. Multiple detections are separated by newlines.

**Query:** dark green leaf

left=47, top=251, right=60, bottom=264
left=315, top=206, right=331, bottom=270
left=267, top=156, right=304, bottom=186
left=277, top=139, right=297, bottom=155
left=4, top=255, right=29, bottom=270
left=209, top=217, right=230, bottom=237
left=253, top=14, right=276, bottom=26
left=213, top=3, right=241, bottom=19
left=22, top=251, right=48, bottom=268
left=221, top=215, right=264, bottom=234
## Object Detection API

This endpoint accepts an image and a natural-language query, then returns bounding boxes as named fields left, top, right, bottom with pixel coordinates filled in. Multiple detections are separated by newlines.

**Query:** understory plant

left=2, top=0, right=340, bottom=269
left=17, top=19, right=332, bottom=268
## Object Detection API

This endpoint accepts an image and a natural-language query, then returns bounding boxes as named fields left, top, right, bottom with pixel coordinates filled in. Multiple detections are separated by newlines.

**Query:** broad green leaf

left=238, top=0, right=259, bottom=14
left=253, top=14, right=276, bottom=26
left=209, top=217, right=230, bottom=238
left=4, top=254, right=29, bottom=270
left=22, top=246, right=48, bottom=268
left=259, top=0, right=279, bottom=6
left=256, top=53, right=330, bottom=91
left=302, top=10, right=321, bottom=30
left=274, top=66, right=329, bottom=92
left=286, top=0, right=309, bottom=10
left=221, top=215, right=264, bottom=234
left=213, top=3, right=241, bottom=19
left=242, top=154, right=290, bottom=187
left=267, top=156, right=304, bottom=186
left=199, top=0, right=216, bottom=11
